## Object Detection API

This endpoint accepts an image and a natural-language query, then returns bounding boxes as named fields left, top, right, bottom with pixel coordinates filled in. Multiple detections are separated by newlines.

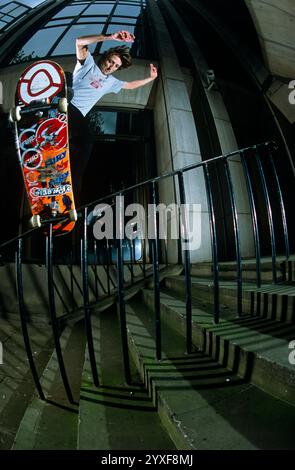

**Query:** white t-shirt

left=71, top=52, right=125, bottom=116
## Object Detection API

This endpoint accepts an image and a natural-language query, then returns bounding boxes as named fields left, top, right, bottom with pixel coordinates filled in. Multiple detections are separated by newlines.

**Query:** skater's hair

left=99, top=46, right=132, bottom=70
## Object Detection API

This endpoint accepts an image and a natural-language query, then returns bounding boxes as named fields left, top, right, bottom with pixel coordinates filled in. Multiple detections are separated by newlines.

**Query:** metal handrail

left=0, top=140, right=291, bottom=400
left=78, top=142, right=274, bottom=213
left=0, top=141, right=273, bottom=251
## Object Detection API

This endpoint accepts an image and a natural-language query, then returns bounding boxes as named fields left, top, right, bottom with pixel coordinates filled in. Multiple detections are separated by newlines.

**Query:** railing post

left=255, top=148, right=277, bottom=283
left=129, top=239, right=134, bottom=285
left=132, top=238, right=137, bottom=270
left=105, top=239, right=111, bottom=295
left=81, top=208, right=100, bottom=387
left=143, top=238, right=147, bottom=279
left=224, top=159, right=243, bottom=317
left=267, top=143, right=290, bottom=260
left=46, top=223, right=75, bottom=404
left=151, top=181, right=162, bottom=361
left=177, top=172, right=193, bottom=354
left=240, top=151, right=262, bottom=288
left=116, top=194, right=131, bottom=384
left=69, top=249, right=76, bottom=311
left=93, top=240, right=99, bottom=300
left=203, top=163, right=220, bottom=323
left=16, top=238, right=45, bottom=401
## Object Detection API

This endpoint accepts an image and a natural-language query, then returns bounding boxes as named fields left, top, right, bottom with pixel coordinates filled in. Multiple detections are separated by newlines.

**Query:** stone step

left=165, top=276, right=295, bottom=323
left=190, top=258, right=293, bottom=282
left=190, top=265, right=277, bottom=282
left=0, top=262, right=156, bottom=320
left=190, top=256, right=295, bottom=283
left=0, top=318, right=53, bottom=449
left=13, top=321, right=86, bottom=450
left=126, top=296, right=295, bottom=450
left=78, top=306, right=175, bottom=450
left=141, top=288, right=295, bottom=406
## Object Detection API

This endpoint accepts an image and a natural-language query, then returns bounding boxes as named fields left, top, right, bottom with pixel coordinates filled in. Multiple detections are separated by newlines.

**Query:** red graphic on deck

left=19, top=128, right=38, bottom=151
left=22, top=149, right=42, bottom=170
left=18, top=61, right=63, bottom=105
left=36, top=117, right=67, bottom=151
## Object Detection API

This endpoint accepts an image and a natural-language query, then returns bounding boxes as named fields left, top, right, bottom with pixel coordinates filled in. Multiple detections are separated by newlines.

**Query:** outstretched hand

left=150, top=64, right=158, bottom=79
left=111, top=30, right=135, bottom=43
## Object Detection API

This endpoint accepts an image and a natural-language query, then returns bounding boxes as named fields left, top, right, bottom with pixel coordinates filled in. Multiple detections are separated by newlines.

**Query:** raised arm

left=76, top=30, right=135, bottom=61
left=123, top=64, right=158, bottom=90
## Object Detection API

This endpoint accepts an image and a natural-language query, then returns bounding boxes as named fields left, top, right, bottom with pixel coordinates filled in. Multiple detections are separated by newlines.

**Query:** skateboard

left=10, top=60, right=77, bottom=235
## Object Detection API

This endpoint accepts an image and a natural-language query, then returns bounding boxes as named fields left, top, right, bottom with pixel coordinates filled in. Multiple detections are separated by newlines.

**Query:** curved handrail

left=0, top=141, right=273, bottom=251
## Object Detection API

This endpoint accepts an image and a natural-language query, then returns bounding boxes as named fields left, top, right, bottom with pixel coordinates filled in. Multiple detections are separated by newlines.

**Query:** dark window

left=51, top=24, right=105, bottom=56
left=8, top=0, right=154, bottom=64
left=52, top=5, right=87, bottom=18
left=10, top=26, right=67, bottom=63
left=0, top=1, right=30, bottom=33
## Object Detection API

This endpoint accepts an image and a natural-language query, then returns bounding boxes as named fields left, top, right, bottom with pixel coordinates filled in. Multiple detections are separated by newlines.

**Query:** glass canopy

left=4, top=0, right=151, bottom=64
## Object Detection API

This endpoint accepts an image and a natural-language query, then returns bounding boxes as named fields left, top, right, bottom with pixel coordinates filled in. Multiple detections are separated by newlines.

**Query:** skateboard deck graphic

left=11, top=60, right=77, bottom=235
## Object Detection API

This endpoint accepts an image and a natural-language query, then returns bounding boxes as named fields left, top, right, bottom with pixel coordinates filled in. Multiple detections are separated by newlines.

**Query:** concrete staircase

left=0, top=317, right=54, bottom=449
left=126, top=295, right=295, bottom=449
left=0, top=258, right=294, bottom=450
left=78, top=308, right=175, bottom=450
left=13, top=321, right=86, bottom=450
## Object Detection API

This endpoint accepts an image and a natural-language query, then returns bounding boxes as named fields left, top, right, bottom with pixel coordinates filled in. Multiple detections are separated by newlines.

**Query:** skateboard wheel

left=69, top=209, right=77, bottom=221
left=30, top=214, right=41, bottom=228
left=58, top=97, right=68, bottom=113
left=9, top=106, right=21, bottom=122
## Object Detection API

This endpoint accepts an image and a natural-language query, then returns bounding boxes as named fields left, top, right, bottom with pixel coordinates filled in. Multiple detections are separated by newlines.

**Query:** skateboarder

left=69, top=30, right=158, bottom=204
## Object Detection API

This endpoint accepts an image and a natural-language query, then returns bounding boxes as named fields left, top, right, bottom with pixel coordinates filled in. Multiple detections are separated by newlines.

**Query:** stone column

left=158, top=0, right=255, bottom=258
left=149, top=0, right=211, bottom=263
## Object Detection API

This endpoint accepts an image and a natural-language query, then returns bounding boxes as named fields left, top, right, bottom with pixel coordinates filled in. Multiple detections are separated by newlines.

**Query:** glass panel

left=11, top=6, right=28, bottom=16
left=87, top=109, right=147, bottom=137
left=46, top=18, right=73, bottom=26
left=111, top=16, right=138, bottom=24
left=110, top=239, right=142, bottom=263
left=52, top=5, right=86, bottom=19
left=76, top=16, right=107, bottom=23
left=84, top=3, right=114, bottom=16
left=17, top=1, right=46, bottom=6
left=87, top=110, right=117, bottom=135
left=113, top=4, right=141, bottom=17
left=106, top=23, right=137, bottom=35
left=10, top=26, right=66, bottom=62
left=0, top=20, right=6, bottom=29
left=1, top=14, right=13, bottom=21
left=0, top=3, right=18, bottom=13
left=51, top=24, right=102, bottom=56
left=0, top=0, right=44, bottom=6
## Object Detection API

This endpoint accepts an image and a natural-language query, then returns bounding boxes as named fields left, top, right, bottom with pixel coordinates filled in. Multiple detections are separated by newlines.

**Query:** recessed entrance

left=81, top=108, right=155, bottom=205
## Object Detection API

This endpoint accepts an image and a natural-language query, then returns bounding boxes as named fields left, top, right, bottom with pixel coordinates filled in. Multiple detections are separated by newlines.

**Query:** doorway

left=82, top=107, right=156, bottom=204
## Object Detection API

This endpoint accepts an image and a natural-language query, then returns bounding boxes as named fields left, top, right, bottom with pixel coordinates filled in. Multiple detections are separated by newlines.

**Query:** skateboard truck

left=9, top=98, right=68, bottom=122
left=30, top=209, right=78, bottom=228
